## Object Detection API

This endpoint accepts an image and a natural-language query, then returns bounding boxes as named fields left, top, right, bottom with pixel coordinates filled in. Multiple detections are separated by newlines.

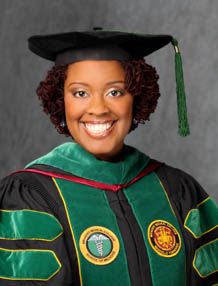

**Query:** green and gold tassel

left=171, top=38, right=190, bottom=136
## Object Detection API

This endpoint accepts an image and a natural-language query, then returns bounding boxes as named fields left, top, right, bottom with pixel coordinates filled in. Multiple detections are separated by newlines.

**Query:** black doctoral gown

left=0, top=143, right=217, bottom=285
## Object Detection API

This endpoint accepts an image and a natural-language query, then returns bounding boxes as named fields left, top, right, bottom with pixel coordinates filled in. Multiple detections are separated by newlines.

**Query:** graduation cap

left=28, top=27, right=190, bottom=136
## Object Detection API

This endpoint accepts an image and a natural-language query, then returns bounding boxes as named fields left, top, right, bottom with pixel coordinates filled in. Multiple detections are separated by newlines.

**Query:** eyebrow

left=67, top=80, right=125, bottom=88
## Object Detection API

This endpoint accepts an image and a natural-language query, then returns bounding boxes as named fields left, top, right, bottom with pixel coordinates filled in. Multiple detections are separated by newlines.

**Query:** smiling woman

left=63, top=60, right=133, bottom=161
left=36, top=58, right=160, bottom=137
left=0, top=28, right=217, bottom=286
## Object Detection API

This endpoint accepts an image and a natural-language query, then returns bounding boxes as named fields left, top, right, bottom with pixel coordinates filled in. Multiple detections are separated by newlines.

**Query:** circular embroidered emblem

left=148, top=220, right=181, bottom=257
left=79, top=226, right=120, bottom=265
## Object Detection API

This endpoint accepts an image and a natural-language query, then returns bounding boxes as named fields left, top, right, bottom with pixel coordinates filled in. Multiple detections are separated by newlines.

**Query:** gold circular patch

left=148, top=220, right=181, bottom=258
left=79, top=226, right=120, bottom=265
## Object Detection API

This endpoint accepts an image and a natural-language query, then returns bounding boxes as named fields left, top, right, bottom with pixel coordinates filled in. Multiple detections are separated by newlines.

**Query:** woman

left=0, top=28, right=217, bottom=286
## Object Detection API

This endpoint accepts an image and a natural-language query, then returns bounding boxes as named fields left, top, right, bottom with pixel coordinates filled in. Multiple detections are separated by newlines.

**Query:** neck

left=94, top=151, right=124, bottom=163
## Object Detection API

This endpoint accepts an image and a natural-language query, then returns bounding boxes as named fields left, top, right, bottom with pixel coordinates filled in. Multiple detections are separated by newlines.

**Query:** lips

left=82, top=121, right=115, bottom=138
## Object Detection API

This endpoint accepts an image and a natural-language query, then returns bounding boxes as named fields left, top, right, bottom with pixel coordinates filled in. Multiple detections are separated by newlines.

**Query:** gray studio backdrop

left=0, top=0, right=217, bottom=200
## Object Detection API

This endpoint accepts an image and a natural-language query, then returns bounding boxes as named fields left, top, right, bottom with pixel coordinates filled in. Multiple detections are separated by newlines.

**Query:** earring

left=133, top=118, right=138, bottom=125
left=60, top=120, right=66, bottom=128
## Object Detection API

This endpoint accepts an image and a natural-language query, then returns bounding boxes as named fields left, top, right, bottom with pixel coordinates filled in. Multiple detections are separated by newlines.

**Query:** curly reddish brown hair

left=36, top=59, right=160, bottom=137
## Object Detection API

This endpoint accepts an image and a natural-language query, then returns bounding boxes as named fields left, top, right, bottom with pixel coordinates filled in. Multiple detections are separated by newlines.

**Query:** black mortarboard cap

left=28, top=27, right=190, bottom=136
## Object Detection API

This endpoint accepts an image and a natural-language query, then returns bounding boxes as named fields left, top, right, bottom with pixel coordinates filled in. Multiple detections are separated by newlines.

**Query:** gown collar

left=26, top=142, right=150, bottom=185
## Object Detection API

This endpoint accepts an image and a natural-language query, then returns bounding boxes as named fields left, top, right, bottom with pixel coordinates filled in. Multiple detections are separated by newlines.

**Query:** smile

left=82, top=121, right=115, bottom=137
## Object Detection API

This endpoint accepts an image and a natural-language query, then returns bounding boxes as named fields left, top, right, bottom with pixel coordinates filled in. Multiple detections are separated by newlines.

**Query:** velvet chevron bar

left=193, top=239, right=218, bottom=278
left=0, top=248, right=62, bottom=280
left=0, top=209, right=63, bottom=241
left=184, top=198, right=218, bottom=238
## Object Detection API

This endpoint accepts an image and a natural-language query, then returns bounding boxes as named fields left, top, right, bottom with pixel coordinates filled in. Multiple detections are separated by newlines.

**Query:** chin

left=82, top=142, right=123, bottom=162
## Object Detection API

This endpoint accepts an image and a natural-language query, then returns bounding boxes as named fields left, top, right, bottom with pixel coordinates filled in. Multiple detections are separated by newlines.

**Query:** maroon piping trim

left=13, top=161, right=163, bottom=192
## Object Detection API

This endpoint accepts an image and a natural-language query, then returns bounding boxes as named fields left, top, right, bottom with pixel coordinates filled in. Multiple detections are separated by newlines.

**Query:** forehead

left=65, top=60, right=125, bottom=80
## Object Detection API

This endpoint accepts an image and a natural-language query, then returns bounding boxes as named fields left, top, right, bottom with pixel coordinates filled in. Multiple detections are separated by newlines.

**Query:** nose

left=87, top=94, right=110, bottom=116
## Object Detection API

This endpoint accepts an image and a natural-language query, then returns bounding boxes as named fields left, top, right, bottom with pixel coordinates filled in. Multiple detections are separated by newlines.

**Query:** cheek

left=64, top=95, right=83, bottom=121
left=117, top=97, right=133, bottom=129
left=122, top=97, right=133, bottom=119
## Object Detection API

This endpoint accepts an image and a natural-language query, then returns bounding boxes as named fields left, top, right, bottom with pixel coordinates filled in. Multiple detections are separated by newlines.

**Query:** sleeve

left=156, top=164, right=218, bottom=286
left=0, top=172, right=78, bottom=286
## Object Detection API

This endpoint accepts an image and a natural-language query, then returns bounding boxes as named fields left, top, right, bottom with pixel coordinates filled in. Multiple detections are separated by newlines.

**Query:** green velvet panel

left=193, top=239, right=218, bottom=277
left=0, top=248, right=61, bottom=280
left=26, top=142, right=150, bottom=185
left=184, top=198, right=218, bottom=238
left=124, top=172, right=186, bottom=286
left=54, top=178, right=131, bottom=286
left=0, top=209, right=63, bottom=241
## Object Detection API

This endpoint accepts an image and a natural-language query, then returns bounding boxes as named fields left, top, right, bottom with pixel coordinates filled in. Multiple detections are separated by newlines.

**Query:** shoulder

left=155, top=161, right=199, bottom=182
left=154, top=163, right=209, bottom=220
left=155, top=162, right=207, bottom=199
left=155, top=164, right=218, bottom=284
left=0, top=166, right=62, bottom=211
left=0, top=168, right=76, bottom=284
left=0, top=142, right=71, bottom=210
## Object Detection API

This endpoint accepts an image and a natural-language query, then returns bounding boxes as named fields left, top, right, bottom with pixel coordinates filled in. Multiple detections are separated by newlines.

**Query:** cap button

left=93, top=27, right=103, bottom=31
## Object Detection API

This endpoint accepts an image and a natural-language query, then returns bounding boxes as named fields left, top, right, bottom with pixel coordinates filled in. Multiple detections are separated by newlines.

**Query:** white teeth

left=84, top=122, right=113, bottom=134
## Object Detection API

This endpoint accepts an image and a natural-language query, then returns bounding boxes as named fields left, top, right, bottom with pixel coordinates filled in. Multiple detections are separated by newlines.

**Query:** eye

left=107, top=89, right=125, bottom=97
left=72, top=90, right=88, bottom=98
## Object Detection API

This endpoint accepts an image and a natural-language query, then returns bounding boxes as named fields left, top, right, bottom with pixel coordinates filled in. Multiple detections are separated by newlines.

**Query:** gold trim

left=0, top=247, right=62, bottom=281
left=155, top=175, right=176, bottom=217
left=150, top=175, right=186, bottom=279
left=79, top=226, right=120, bottom=265
left=193, top=238, right=218, bottom=278
left=147, top=220, right=181, bottom=258
left=174, top=45, right=180, bottom=53
left=0, top=209, right=63, bottom=242
left=197, top=197, right=210, bottom=207
left=52, top=178, right=83, bottom=286
left=184, top=197, right=218, bottom=239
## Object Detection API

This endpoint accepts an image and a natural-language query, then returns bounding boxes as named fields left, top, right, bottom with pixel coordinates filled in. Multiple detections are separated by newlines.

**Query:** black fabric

left=55, top=44, right=133, bottom=65
left=28, top=27, right=173, bottom=64
left=0, top=172, right=80, bottom=286
left=0, top=163, right=217, bottom=285
left=155, top=164, right=218, bottom=286
left=106, top=190, right=152, bottom=286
